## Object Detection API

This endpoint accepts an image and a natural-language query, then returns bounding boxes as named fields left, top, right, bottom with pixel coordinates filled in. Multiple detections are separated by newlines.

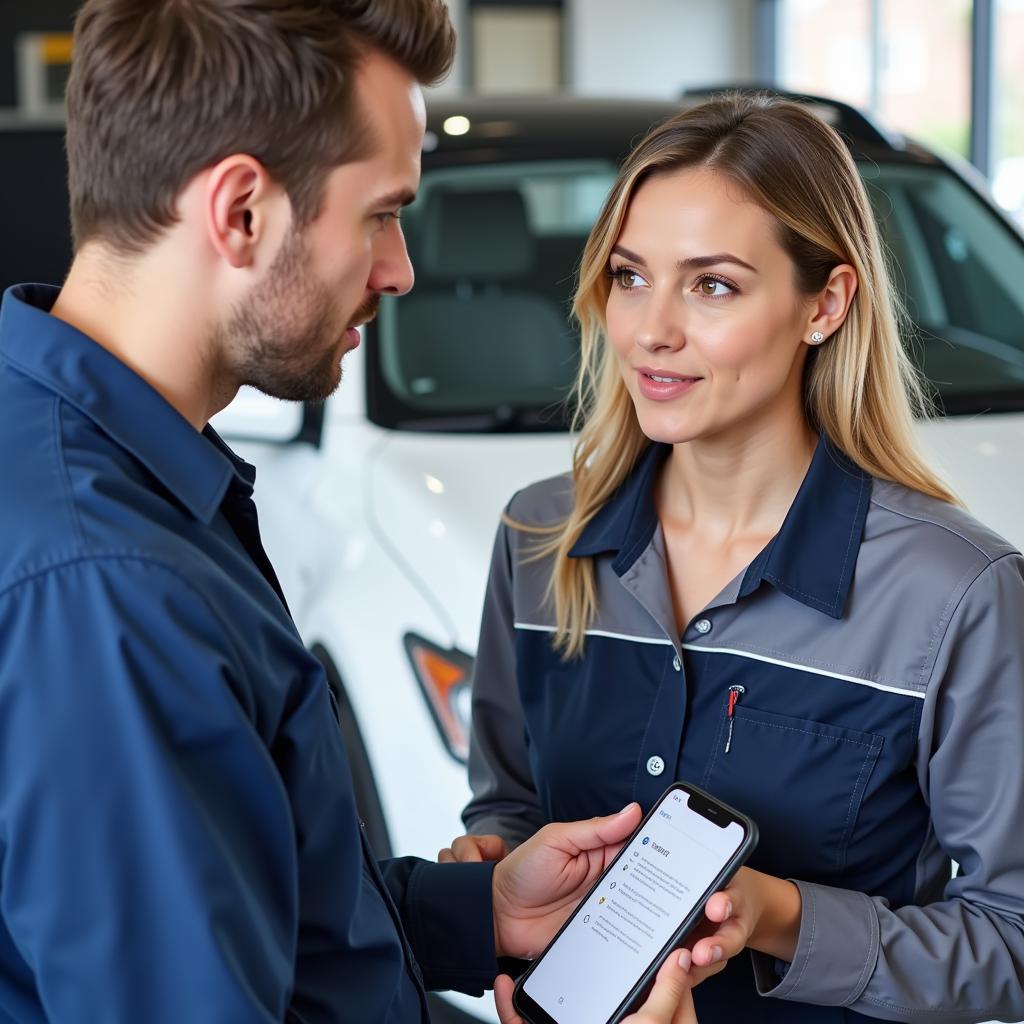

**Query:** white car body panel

left=369, top=430, right=575, bottom=649
left=917, top=415, right=1024, bottom=546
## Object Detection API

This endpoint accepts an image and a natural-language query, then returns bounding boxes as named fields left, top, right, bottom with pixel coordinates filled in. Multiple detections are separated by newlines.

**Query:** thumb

left=547, top=802, right=642, bottom=853
left=493, top=974, right=525, bottom=1024
left=632, top=950, right=695, bottom=1024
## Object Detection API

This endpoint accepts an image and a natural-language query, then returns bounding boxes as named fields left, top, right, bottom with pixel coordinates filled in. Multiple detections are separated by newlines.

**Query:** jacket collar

left=569, top=433, right=871, bottom=619
left=0, top=284, right=250, bottom=523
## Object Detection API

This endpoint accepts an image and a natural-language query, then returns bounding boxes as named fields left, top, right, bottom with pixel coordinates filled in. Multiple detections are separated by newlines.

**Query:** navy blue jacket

left=0, top=285, right=498, bottom=1023
left=466, top=439, right=1024, bottom=1023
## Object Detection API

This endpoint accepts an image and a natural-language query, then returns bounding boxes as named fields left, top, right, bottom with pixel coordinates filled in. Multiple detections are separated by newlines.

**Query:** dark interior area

left=0, top=125, right=72, bottom=293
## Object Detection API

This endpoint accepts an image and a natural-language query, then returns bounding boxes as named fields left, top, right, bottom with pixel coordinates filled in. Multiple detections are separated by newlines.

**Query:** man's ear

left=204, top=155, right=280, bottom=269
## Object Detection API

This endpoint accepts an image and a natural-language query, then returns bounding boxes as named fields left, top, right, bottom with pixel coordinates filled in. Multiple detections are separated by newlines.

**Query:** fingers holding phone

left=510, top=784, right=756, bottom=1024
left=682, top=880, right=745, bottom=985
left=624, top=949, right=697, bottom=1024
left=496, top=951, right=698, bottom=1024
left=495, top=973, right=524, bottom=1024
left=688, top=867, right=802, bottom=979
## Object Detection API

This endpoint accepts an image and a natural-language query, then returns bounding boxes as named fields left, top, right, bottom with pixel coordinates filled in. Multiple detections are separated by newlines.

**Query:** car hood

left=367, top=431, right=575, bottom=650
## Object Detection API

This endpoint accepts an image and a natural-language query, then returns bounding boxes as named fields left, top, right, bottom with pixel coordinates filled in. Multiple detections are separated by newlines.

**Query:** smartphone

left=512, top=782, right=757, bottom=1024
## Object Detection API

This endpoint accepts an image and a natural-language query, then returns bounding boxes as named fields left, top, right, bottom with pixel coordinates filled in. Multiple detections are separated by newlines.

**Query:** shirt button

left=694, top=618, right=712, bottom=635
left=672, top=654, right=681, bottom=672
left=646, top=755, right=665, bottom=776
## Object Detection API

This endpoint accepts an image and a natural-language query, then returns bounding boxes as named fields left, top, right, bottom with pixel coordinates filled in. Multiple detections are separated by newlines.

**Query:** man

left=0, top=1, right=697, bottom=1021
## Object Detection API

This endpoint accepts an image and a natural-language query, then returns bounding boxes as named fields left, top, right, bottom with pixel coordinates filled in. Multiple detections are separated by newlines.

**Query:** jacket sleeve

left=379, top=857, right=498, bottom=994
left=462, top=516, right=546, bottom=848
left=0, top=559, right=298, bottom=1023
left=752, top=552, right=1024, bottom=1022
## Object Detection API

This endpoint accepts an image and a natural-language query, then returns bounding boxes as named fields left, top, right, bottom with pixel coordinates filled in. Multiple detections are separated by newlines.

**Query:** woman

left=448, top=94, right=1024, bottom=1022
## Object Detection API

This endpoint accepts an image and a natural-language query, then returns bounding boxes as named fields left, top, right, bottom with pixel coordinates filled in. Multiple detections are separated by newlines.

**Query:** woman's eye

left=696, top=276, right=735, bottom=298
left=610, top=267, right=646, bottom=290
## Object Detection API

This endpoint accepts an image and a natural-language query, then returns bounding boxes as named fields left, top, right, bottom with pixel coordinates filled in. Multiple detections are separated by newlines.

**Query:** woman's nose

left=634, top=296, right=686, bottom=353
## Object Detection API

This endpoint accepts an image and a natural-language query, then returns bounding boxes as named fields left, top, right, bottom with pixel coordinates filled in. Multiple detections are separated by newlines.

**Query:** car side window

left=864, top=163, right=1024, bottom=409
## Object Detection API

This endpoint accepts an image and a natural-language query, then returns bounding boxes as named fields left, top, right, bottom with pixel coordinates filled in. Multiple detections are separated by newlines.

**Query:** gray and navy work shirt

left=465, top=437, right=1024, bottom=1023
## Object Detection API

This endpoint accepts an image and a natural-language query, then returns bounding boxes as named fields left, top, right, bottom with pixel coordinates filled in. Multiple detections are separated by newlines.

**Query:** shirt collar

left=569, top=441, right=670, bottom=574
left=0, top=283, right=250, bottom=522
left=569, top=433, right=871, bottom=619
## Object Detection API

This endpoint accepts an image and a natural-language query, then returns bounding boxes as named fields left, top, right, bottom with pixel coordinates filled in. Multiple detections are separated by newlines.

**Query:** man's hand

left=688, top=867, right=801, bottom=980
left=494, top=948, right=697, bottom=1024
left=490, top=803, right=642, bottom=959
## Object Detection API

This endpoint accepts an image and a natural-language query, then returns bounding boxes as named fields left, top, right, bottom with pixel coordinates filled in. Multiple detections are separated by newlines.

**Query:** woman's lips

left=635, top=368, right=701, bottom=401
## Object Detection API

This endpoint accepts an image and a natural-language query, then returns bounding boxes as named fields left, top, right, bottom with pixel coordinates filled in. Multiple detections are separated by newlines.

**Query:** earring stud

left=810, top=331, right=825, bottom=344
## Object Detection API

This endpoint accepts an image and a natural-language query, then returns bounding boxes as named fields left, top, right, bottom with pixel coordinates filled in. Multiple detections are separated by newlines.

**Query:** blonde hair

left=519, top=93, right=957, bottom=658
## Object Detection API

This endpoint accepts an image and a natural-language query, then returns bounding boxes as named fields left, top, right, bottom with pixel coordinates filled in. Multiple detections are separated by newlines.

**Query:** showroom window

left=777, top=0, right=1021, bottom=226
left=779, top=0, right=972, bottom=157
left=877, top=0, right=972, bottom=157
left=994, top=0, right=1024, bottom=227
left=780, top=0, right=874, bottom=110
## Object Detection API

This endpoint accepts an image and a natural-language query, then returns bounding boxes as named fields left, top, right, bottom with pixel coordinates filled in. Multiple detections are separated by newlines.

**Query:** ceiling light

left=443, top=115, right=471, bottom=137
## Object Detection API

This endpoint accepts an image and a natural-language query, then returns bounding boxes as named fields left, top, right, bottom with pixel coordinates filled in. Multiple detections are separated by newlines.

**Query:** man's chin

left=250, top=363, right=342, bottom=404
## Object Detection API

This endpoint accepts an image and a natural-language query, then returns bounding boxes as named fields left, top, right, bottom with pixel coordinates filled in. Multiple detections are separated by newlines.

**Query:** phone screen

left=520, top=788, right=747, bottom=1024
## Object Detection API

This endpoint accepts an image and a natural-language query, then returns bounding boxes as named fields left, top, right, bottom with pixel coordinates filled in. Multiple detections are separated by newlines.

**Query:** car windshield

left=369, top=157, right=1024, bottom=430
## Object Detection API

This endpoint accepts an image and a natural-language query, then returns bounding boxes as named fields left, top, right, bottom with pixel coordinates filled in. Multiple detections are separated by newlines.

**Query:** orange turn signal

left=404, top=633, right=473, bottom=763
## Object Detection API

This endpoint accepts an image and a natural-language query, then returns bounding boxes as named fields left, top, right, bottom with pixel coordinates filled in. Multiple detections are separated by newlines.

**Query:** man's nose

left=368, top=224, right=415, bottom=297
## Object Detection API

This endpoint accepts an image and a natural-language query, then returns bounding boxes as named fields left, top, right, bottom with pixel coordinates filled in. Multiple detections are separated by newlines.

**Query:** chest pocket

left=699, top=703, right=883, bottom=881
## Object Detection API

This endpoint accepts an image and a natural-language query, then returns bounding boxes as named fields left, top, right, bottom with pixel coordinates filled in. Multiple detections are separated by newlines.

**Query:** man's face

left=226, top=50, right=425, bottom=402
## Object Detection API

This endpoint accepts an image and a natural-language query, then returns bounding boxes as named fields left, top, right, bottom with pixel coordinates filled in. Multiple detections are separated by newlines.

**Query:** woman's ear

left=805, top=264, right=858, bottom=346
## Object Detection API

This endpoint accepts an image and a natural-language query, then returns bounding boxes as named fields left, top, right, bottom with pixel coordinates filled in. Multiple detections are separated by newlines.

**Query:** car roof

left=681, top=85, right=901, bottom=150
left=423, top=90, right=937, bottom=168
left=424, top=95, right=682, bottom=166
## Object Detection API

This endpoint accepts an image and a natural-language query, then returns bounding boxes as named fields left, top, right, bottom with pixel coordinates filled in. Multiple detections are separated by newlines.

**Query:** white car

left=215, top=92, right=1024, bottom=1023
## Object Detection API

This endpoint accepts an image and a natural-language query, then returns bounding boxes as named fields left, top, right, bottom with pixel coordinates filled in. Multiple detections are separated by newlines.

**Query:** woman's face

left=605, top=167, right=817, bottom=447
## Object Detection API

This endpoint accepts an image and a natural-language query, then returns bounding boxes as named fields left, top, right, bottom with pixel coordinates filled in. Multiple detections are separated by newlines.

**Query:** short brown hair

left=65, top=0, right=455, bottom=254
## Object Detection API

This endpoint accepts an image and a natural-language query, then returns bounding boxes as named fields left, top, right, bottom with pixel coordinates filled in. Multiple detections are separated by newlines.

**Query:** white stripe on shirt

left=513, top=621, right=925, bottom=699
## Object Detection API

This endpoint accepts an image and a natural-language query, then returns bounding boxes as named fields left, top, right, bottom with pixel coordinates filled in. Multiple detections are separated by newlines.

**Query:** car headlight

left=403, top=632, right=473, bottom=764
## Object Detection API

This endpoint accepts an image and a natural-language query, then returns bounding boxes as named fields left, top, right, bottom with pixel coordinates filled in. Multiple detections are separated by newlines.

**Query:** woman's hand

left=494, top=948, right=698, bottom=1024
left=438, top=834, right=509, bottom=864
left=688, top=867, right=802, bottom=978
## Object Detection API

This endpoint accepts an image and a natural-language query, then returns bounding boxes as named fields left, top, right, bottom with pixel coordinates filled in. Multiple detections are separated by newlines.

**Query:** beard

left=219, top=227, right=369, bottom=404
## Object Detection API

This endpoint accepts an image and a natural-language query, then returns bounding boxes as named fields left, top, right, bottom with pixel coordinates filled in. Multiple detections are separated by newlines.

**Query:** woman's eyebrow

left=683, top=253, right=759, bottom=273
left=611, top=244, right=758, bottom=274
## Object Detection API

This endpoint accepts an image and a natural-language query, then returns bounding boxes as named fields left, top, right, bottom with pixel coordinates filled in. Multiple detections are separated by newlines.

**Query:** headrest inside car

left=420, top=188, right=533, bottom=282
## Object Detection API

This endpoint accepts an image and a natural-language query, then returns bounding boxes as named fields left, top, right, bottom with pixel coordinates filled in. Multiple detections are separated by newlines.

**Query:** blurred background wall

left=0, top=0, right=76, bottom=107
